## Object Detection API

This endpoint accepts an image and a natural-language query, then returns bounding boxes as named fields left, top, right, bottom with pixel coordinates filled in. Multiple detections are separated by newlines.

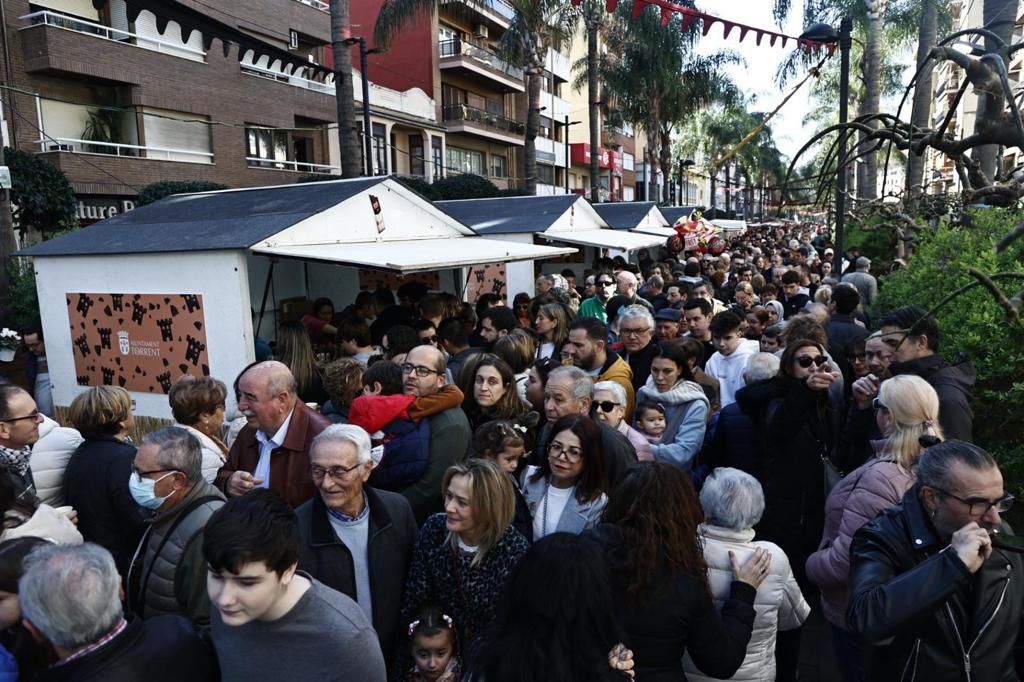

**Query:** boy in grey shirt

left=203, top=489, right=386, bottom=681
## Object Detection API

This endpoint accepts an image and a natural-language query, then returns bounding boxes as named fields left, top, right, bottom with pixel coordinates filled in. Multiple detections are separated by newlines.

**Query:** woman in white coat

left=168, top=375, right=229, bottom=483
left=683, top=467, right=810, bottom=682
left=29, top=416, right=83, bottom=507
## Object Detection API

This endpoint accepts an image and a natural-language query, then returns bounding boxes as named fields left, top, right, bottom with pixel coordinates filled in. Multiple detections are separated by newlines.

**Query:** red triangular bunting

left=780, top=36, right=788, bottom=48
left=661, top=6, right=671, bottom=26
left=755, top=30, right=764, bottom=45
left=680, top=14, right=696, bottom=31
left=721, top=21, right=735, bottom=39
left=826, top=43, right=836, bottom=57
left=606, top=0, right=619, bottom=12
left=631, top=0, right=645, bottom=19
left=769, top=34, right=778, bottom=47
left=701, top=17, right=715, bottom=36
left=739, top=27, right=749, bottom=42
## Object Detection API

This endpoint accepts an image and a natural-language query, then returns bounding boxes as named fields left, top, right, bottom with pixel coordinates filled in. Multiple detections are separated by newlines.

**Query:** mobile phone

left=990, top=529, right=1024, bottom=553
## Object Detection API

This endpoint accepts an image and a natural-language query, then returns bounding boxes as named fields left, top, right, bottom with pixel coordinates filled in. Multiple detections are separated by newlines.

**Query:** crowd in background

left=0, top=220, right=1009, bottom=682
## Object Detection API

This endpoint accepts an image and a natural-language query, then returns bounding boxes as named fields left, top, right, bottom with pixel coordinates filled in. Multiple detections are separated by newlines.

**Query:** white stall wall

left=469, top=233, right=537, bottom=300
left=34, top=251, right=254, bottom=419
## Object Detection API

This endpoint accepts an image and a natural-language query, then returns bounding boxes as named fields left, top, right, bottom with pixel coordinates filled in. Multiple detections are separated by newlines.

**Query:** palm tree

left=972, top=0, right=1018, bottom=182
left=584, top=1, right=603, bottom=202
left=904, top=0, right=937, bottom=207
left=330, top=0, right=362, bottom=178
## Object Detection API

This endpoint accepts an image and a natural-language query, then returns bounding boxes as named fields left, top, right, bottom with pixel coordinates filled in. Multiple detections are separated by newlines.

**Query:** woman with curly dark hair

left=594, top=461, right=770, bottom=681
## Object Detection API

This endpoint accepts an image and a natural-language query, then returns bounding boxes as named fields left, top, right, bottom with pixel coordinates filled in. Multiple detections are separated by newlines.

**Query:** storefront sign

left=569, top=143, right=624, bottom=173
left=464, top=263, right=507, bottom=302
left=67, top=292, right=210, bottom=393
left=76, top=197, right=137, bottom=223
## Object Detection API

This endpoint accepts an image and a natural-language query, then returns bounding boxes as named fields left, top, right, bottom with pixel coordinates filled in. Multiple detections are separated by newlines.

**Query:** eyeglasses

left=795, top=354, right=829, bottom=368
left=596, top=280, right=615, bottom=287
left=400, top=363, right=440, bottom=377
left=548, top=440, right=583, bottom=463
left=132, top=466, right=178, bottom=477
left=0, top=411, right=41, bottom=423
left=595, top=400, right=620, bottom=413
left=619, top=326, right=651, bottom=337
left=310, top=463, right=363, bottom=481
left=872, top=397, right=887, bottom=411
left=932, top=486, right=1014, bottom=517
left=421, top=335, right=439, bottom=344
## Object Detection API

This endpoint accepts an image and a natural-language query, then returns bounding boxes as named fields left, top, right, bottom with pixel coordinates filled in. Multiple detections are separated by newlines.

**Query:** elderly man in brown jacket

left=215, top=361, right=329, bottom=507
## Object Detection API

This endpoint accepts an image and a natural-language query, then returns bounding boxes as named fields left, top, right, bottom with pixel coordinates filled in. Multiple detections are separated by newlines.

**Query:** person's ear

left=579, top=397, right=592, bottom=415
left=22, top=618, right=46, bottom=644
left=280, top=563, right=298, bottom=587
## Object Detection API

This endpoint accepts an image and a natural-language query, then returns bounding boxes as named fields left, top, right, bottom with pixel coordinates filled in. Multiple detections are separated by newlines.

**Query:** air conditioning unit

left=473, top=23, right=488, bottom=38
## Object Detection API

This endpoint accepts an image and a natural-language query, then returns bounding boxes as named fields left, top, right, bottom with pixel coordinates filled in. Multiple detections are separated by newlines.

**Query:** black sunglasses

left=796, top=355, right=829, bottom=368
left=595, top=400, right=620, bottom=413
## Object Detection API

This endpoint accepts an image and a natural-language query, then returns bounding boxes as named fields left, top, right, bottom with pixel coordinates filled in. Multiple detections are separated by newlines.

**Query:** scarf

left=0, top=444, right=32, bottom=478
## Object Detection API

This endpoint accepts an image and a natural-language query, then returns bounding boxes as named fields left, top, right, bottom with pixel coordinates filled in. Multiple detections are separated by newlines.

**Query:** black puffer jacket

left=847, top=485, right=1024, bottom=682
left=890, top=354, right=976, bottom=442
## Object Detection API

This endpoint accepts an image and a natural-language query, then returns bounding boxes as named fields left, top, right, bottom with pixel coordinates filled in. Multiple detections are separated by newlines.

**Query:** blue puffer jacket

left=637, top=378, right=710, bottom=470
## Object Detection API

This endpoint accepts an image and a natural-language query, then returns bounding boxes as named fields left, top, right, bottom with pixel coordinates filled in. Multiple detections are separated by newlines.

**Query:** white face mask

left=128, top=471, right=177, bottom=510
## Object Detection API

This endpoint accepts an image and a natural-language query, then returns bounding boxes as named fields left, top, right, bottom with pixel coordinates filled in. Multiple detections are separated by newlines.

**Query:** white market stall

left=18, top=177, right=575, bottom=419
left=436, top=195, right=663, bottom=298
left=593, top=201, right=674, bottom=242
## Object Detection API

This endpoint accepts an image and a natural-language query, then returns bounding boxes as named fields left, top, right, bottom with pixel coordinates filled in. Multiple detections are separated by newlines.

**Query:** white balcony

left=294, top=0, right=329, bottom=11
left=535, top=136, right=567, bottom=167
left=540, top=91, right=570, bottom=121
left=36, top=136, right=214, bottom=163
left=546, top=49, right=571, bottom=83
left=246, top=157, right=339, bottom=173
left=19, top=10, right=205, bottom=62
left=439, top=39, right=525, bottom=93
left=355, top=73, right=437, bottom=122
left=242, top=61, right=336, bottom=95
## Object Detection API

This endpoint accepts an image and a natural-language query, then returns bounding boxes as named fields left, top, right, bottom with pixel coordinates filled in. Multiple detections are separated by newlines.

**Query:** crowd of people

left=0, top=222, right=1007, bottom=682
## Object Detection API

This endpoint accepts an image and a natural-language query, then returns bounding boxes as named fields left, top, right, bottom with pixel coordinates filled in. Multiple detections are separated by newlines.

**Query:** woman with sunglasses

left=593, top=381, right=652, bottom=462
left=521, top=415, right=607, bottom=539
left=756, top=339, right=840, bottom=597
left=806, top=375, right=943, bottom=682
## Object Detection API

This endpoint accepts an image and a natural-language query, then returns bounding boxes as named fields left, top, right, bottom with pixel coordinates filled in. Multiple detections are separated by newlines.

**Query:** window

left=432, top=136, right=444, bottom=178
left=447, top=146, right=485, bottom=175
left=537, top=163, right=555, bottom=185
left=491, top=154, right=508, bottom=178
left=246, top=127, right=289, bottom=167
left=623, top=152, right=634, bottom=171
left=372, top=122, right=387, bottom=175
left=410, top=134, right=425, bottom=177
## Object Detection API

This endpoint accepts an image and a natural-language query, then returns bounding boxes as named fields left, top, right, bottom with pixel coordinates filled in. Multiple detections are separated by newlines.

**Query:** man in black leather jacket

left=847, top=441, right=1023, bottom=681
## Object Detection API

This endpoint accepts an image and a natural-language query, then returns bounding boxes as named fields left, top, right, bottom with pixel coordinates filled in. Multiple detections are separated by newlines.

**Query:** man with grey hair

left=21, top=543, right=216, bottom=680
left=536, top=365, right=637, bottom=487
left=841, top=256, right=877, bottom=307
left=127, top=426, right=225, bottom=630
left=706, top=353, right=780, bottom=476
left=617, top=305, right=658, bottom=393
left=216, top=360, right=331, bottom=507
left=295, top=424, right=417, bottom=674
left=615, top=270, right=654, bottom=312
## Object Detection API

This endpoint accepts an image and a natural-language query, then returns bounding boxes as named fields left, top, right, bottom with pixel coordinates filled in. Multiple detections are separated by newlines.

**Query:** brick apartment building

left=1, top=0, right=443, bottom=222
left=351, top=0, right=573, bottom=192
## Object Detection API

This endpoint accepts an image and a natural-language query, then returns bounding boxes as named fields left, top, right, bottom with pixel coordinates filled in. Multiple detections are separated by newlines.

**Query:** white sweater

left=29, top=416, right=84, bottom=507
left=704, top=340, right=759, bottom=408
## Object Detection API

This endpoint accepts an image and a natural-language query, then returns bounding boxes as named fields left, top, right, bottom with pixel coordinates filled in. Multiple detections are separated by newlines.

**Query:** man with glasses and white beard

left=578, top=272, right=617, bottom=323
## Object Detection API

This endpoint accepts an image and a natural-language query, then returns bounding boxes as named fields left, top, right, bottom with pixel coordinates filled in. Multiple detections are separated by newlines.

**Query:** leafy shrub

left=394, top=175, right=440, bottom=201
left=875, top=208, right=1024, bottom=494
left=497, top=188, right=530, bottom=197
left=137, top=181, right=228, bottom=205
left=844, top=214, right=899, bottom=273
left=4, top=147, right=76, bottom=236
left=1, top=261, right=39, bottom=330
left=296, top=173, right=337, bottom=184
left=431, top=173, right=500, bottom=200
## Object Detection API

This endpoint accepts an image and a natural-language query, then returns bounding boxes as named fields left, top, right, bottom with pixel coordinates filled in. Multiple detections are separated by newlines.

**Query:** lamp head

left=799, top=22, right=839, bottom=43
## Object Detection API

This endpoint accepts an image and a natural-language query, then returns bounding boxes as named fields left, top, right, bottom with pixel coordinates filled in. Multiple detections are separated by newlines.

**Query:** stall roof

left=592, top=202, right=668, bottom=231
left=18, top=178, right=387, bottom=257
left=435, top=195, right=586, bottom=234
left=17, top=177, right=579, bottom=272
left=659, top=206, right=699, bottom=226
left=539, top=228, right=663, bottom=251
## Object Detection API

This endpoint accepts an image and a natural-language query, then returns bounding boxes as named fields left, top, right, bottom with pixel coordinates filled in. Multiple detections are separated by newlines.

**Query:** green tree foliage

left=394, top=175, right=441, bottom=201
left=137, top=181, right=228, bottom=205
left=875, top=209, right=1024, bottom=494
left=4, top=147, right=76, bottom=236
left=431, top=174, right=500, bottom=200
left=1, top=261, right=39, bottom=331
left=296, top=173, right=337, bottom=184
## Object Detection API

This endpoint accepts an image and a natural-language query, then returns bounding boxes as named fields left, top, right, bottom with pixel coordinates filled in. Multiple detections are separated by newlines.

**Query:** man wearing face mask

left=578, top=271, right=616, bottom=323
left=127, top=426, right=224, bottom=631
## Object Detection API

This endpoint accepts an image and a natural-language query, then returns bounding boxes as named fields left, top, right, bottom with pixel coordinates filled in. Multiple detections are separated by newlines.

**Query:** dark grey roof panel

left=435, top=195, right=581, bottom=234
left=18, top=178, right=385, bottom=257
left=592, top=202, right=659, bottom=229
left=659, top=206, right=699, bottom=226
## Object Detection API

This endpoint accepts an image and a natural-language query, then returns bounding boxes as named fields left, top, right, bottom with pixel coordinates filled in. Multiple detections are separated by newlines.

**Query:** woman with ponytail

left=806, top=374, right=943, bottom=681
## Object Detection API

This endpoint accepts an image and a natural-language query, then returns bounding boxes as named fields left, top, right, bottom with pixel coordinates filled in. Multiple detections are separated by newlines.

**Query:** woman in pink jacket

left=805, top=375, right=943, bottom=682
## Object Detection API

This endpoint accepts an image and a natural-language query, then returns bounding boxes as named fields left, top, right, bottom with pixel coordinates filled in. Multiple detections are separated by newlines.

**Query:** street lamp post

left=800, top=18, right=852, bottom=260
left=564, top=116, right=581, bottom=194
left=679, top=158, right=695, bottom=205
left=344, top=37, right=385, bottom=176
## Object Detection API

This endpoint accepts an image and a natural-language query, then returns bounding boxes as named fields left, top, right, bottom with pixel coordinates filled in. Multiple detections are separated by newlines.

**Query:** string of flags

left=569, top=0, right=838, bottom=56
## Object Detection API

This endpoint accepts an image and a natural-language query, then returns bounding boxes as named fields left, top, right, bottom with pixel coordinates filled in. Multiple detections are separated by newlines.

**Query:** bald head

left=237, top=361, right=298, bottom=434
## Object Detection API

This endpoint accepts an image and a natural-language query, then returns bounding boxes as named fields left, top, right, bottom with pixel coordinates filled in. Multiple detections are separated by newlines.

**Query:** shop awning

left=250, top=237, right=576, bottom=274
left=632, top=225, right=677, bottom=238
left=541, top=229, right=664, bottom=251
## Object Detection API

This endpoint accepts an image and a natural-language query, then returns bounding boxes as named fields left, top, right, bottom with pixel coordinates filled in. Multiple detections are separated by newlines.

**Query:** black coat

left=37, top=616, right=217, bottom=682
left=295, top=486, right=417, bottom=665
left=593, top=525, right=757, bottom=681
left=826, top=313, right=869, bottom=377
left=63, top=437, right=146, bottom=576
left=738, top=376, right=829, bottom=589
left=706, top=382, right=770, bottom=477
left=619, top=341, right=659, bottom=395
left=848, top=485, right=1024, bottom=681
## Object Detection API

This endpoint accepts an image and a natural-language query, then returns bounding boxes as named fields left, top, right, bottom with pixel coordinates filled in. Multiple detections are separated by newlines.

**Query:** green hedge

left=432, top=173, right=500, bottom=200
left=875, top=208, right=1024, bottom=495
left=137, top=181, right=228, bottom=205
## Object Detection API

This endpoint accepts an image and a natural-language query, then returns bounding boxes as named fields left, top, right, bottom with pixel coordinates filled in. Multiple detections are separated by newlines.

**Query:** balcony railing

left=36, top=136, right=214, bottom=162
left=246, top=157, right=339, bottom=173
left=439, top=39, right=524, bottom=81
left=241, top=63, right=335, bottom=95
left=294, top=0, right=329, bottom=11
left=20, top=10, right=206, bottom=61
left=443, top=104, right=525, bottom=136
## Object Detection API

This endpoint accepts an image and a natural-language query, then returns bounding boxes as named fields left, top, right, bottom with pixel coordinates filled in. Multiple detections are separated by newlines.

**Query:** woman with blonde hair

left=534, top=303, right=571, bottom=360
left=400, top=458, right=529, bottom=659
left=274, top=321, right=328, bottom=405
left=806, top=374, right=943, bottom=681
left=63, top=386, right=145, bottom=574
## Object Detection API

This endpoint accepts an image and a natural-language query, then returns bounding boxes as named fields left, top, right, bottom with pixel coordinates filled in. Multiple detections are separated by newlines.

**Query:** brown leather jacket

left=215, top=402, right=330, bottom=507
